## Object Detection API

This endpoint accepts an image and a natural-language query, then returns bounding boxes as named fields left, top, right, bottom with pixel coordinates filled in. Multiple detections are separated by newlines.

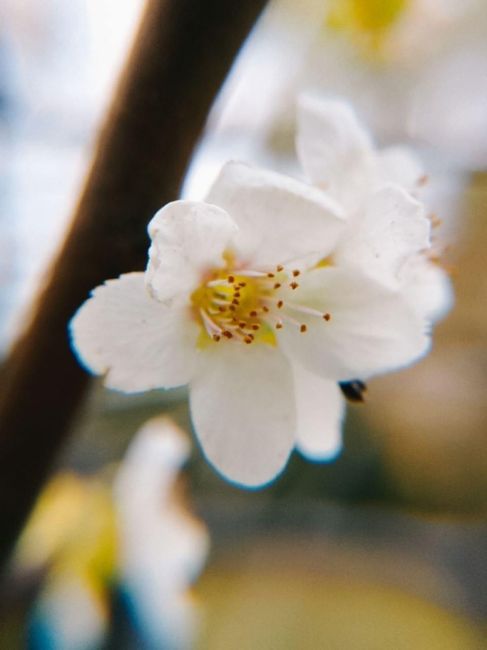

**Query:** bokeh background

left=0, top=0, right=486, bottom=648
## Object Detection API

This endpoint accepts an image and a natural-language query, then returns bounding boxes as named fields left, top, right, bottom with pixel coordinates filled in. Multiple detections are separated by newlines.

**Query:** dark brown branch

left=0, top=0, right=267, bottom=570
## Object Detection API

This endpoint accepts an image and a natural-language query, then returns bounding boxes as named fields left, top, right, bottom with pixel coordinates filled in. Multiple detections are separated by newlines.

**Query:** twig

left=0, top=0, right=267, bottom=570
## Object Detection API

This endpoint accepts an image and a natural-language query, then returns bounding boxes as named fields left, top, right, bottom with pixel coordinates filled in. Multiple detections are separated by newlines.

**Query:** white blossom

left=294, top=93, right=454, bottom=451
left=71, top=159, right=432, bottom=487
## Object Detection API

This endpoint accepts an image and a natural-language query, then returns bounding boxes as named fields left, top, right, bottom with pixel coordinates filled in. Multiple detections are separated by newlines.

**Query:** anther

left=249, top=310, right=258, bottom=317
left=232, top=299, right=240, bottom=305
left=218, top=306, right=226, bottom=312
left=262, top=306, right=270, bottom=313
left=227, top=275, right=235, bottom=283
left=251, top=324, right=260, bottom=330
left=274, top=283, right=281, bottom=289
left=277, top=300, right=284, bottom=309
left=290, top=282, right=299, bottom=290
left=276, top=322, right=283, bottom=329
left=239, top=321, right=247, bottom=328
left=238, top=282, right=246, bottom=287
left=292, top=270, right=300, bottom=277
left=300, top=324, right=307, bottom=333
left=244, top=336, right=253, bottom=344
left=276, top=265, right=284, bottom=272
left=229, top=305, right=236, bottom=311
left=212, top=334, right=221, bottom=342
left=234, top=291, right=241, bottom=298
left=267, top=272, right=275, bottom=278
left=323, top=313, right=331, bottom=321
left=222, top=331, right=233, bottom=339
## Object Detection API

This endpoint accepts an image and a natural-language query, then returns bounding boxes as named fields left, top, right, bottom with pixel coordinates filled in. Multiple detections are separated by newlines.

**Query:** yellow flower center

left=326, top=0, right=408, bottom=56
left=191, top=256, right=332, bottom=348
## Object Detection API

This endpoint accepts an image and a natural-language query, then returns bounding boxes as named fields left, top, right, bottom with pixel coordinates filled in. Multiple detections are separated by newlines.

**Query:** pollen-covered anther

left=238, top=282, right=246, bottom=287
left=232, top=299, right=239, bottom=305
left=244, top=336, right=253, bottom=344
left=275, top=321, right=283, bottom=329
left=227, top=275, right=235, bottom=284
left=267, top=272, right=275, bottom=278
left=262, top=306, right=270, bottom=313
left=274, top=283, right=281, bottom=290
left=323, top=313, right=331, bottom=321
left=251, top=324, right=260, bottom=331
left=249, top=310, right=258, bottom=318
left=222, top=330, right=233, bottom=339
left=300, top=324, right=307, bottom=333
left=277, top=300, right=284, bottom=309
left=292, top=270, right=300, bottom=277
left=212, top=334, right=221, bottom=342
left=290, top=282, right=299, bottom=290
left=276, top=265, right=284, bottom=272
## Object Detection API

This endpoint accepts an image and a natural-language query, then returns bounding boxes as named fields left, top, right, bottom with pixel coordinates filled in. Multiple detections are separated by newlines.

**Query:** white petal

left=189, top=343, right=295, bottom=487
left=278, top=267, right=430, bottom=381
left=376, top=146, right=424, bottom=190
left=115, top=418, right=208, bottom=649
left=146, top=200, right=238, bottom=303
left=70, top=273, right=199, bottom=392
left=292, top=364, right=345, bottom=461
left=296, top=94, right=375, bottom=208
left=33, top=574, right=108, bottom=650
left=206, top=161, right=346, bottom=268
left=335, top=184, right=431, bottom=288
left=401, top=257, right=454, bottom=322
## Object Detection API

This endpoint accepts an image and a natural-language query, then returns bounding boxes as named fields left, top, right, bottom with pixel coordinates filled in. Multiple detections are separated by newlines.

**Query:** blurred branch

left=0, top=0, right=267, bottom=571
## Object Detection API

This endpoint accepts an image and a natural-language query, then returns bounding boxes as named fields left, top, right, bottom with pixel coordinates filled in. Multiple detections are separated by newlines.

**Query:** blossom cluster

left=71, top=96, right=452, bottom=488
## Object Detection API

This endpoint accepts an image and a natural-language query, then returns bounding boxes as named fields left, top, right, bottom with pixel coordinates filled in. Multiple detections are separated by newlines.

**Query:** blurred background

left=0, top=0, right=486, bottom=647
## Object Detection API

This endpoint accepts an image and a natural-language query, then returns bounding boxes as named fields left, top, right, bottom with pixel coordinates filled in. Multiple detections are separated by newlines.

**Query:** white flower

left=293, top=0, right=487, bottom=169
left=71, top=160, right=432, bottom=487
left=294, top=93, right=453, bottom=445
left=114, top=417, right=209, bottom=650
left=20, top=419, right=207, bottom=650
left=296, top=94, right=453, bottom=319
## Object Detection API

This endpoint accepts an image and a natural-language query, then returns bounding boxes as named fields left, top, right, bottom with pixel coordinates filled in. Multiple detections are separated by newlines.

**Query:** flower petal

left=189, top=343, right=295, bottom=487
left=401, top=257, right=454, bottom=322
left=296, top=94, right=374, bottom=208
left=146, top=200, right=238, bottom=303
left=377, top=146, right=424, bottom=190
left=292, top=363, right=345, bottom=461
left=70, top=273, right=199, bottom=392
left=334, top=184, right=431, bottom=288
left=114, top=418, right=208, bottom=649
left=206, top=161, right=346, bottom=268
left=278, top=267, right=430, bottom=381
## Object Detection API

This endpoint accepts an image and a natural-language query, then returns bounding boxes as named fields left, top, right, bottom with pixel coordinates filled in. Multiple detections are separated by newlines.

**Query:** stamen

left=212, top=334, right=221, bottom=342
left=267, top=272, right=275, bottom=278
left=222, top=330, right=233, bottom=339
left=276, top=265, right=284, bottom=272
left=275, top=321, right=283, bottom=329
left=323, top=313, right=331, bottom=321
left=251, top=324, right=260, bottom=331
left=227, top=275, right=235, bottom=283
left=290, top=282, right=299, bottom=290
left=300, top=324, right=307, bottom=333
left=274, top=283, right=281, bottom=290
left=200, top=309, right=222, bottom=336
left=292, top=270, right=300, bottom=277
left=277, top=300, right=284, bottom=309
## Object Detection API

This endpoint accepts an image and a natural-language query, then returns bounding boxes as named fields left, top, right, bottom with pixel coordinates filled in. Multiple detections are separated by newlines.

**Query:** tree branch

left=0, top=0, right=267, bottom=570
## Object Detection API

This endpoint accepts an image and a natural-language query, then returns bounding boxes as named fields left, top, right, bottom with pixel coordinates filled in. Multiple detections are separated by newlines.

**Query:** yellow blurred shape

left=16, top=472, right=116, bottom=583
left=198, top=570, right=484, bottom=649
left=326, top=0, right=408, bottom=55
